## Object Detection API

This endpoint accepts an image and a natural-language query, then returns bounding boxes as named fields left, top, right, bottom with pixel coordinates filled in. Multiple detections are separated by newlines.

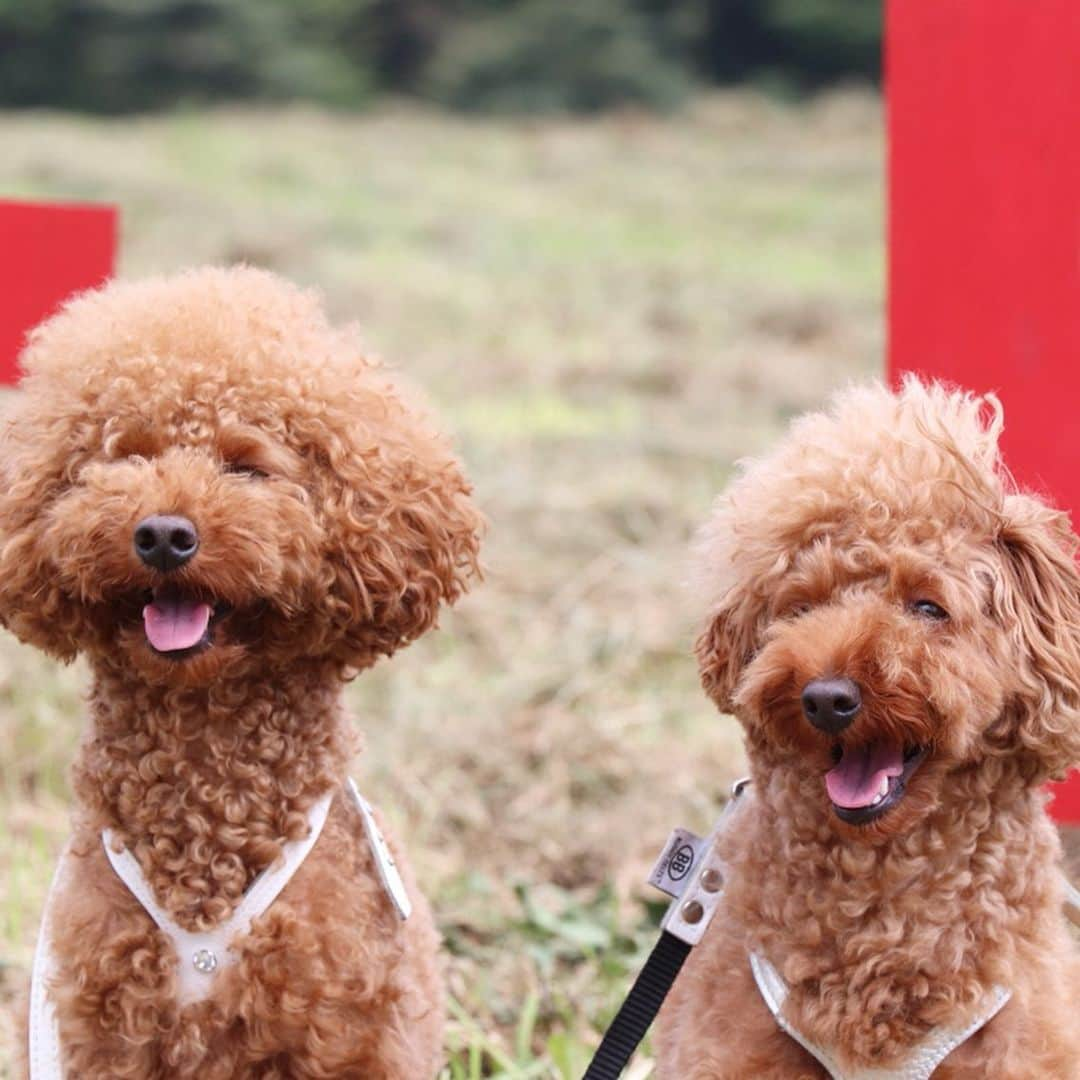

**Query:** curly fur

left=655, top=379, right=1080, bottom=1078
left=1, top=267, right=483, bottom=1078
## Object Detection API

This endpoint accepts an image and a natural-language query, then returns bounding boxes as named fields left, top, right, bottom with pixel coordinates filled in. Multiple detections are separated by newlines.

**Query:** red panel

left=1051, top=778, right=1080, bottom=823
left=886, top=0, right=1080, bottom=821
left=0, top=200, right=117, bottom=385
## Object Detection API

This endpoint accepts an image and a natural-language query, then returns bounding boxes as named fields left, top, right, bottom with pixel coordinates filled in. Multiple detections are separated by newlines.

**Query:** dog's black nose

left=134, top=515, right=199, bottom=572
left=801, top=677, right=862, bottom=734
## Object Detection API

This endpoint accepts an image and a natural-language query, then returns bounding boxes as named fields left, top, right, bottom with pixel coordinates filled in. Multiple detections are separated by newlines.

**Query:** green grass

left=0, top=90, right=884, bottom=1076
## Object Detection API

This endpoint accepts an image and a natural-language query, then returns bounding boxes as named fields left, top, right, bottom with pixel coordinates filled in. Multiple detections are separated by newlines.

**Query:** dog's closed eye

left=224, top=462, right=270, bottom=480
left=771, top=589, right=814, bottom=619
left=104, top=423, right=161, bottom=461
left=217, top=424, right=303, bottom=483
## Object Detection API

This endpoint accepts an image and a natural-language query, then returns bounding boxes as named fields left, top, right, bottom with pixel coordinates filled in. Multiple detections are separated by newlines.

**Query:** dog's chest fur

left=71, top=661, right=355, bottom=931
left=720, top=761, right=1059, bottom=1066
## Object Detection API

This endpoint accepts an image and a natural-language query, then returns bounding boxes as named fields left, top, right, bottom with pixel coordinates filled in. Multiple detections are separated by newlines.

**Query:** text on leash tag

left=648, top=827, right=706, bottom=899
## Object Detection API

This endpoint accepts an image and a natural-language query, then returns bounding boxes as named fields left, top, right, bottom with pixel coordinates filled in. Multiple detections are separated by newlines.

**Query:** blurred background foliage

left=0, top=1, right=886, bottom=1073
left=0, top=88, right=885, bottom=1075
left=0, top=0, right=881, bottom=114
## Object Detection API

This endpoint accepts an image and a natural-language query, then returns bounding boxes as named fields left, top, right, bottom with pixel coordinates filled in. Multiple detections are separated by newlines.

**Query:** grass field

left=0, top=92, right=885, bottom=1076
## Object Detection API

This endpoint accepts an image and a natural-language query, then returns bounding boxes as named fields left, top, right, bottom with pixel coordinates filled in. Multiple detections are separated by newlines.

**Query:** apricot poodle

left=656, top=379, right=1080, bottom=1078
left=0, top=267, right=482, bottom=1078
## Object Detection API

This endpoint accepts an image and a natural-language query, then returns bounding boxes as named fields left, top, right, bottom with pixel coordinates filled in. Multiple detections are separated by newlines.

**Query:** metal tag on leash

left=648, top=828, right=706, bottom=899
left=648, top=778, right=749, bottom=946
left=346, top=777, right=412, bottom=921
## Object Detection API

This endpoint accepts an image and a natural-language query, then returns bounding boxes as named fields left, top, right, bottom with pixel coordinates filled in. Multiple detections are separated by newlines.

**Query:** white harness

left=650, top=781, right=1033, bottom=1080
left=749, top=951, right=1011, bottom=1080
left=29, top=778, right=409, bottom=1080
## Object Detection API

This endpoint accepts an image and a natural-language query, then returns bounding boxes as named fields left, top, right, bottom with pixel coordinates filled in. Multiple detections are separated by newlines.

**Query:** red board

left=886, top=0, right=1080, bottom=821
left=0, top=200, right=117, bottom=384
left=1052, top=779, right=1080, bottom=823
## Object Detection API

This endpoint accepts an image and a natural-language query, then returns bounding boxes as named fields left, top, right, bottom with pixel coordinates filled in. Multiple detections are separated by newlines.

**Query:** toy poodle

left=655, top=379, right=1080, bottom=1078
left=0, top=267, right=482, bottom=1078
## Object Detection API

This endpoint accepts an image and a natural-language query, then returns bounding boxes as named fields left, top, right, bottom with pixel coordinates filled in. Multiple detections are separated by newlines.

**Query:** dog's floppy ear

left=696, top=593, right=760, bottom=713
left=318, top=377, right=483, bottom=673
left=693, top=498, right=781, bottom=712
left=993, top=493, right=1080, bottom=776
left=0, top=390, right=83, bottom=661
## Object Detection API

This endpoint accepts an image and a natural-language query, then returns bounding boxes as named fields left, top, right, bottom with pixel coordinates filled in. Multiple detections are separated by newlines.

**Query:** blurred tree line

left=0, top=0, right=880, bottom=113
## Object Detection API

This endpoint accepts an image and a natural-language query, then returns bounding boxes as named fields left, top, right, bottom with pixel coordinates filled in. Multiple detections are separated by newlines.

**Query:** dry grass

left=0, top=91, right=885, bottom=1076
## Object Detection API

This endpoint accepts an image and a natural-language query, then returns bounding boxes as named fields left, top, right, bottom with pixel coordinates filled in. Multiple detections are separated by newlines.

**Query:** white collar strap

left=749, top=951, right=1011, bottom=1080
left=101, top=787, right=335, bottom=1006
left=30, top=780, right=407, bottom=1079
left=345, top=777, right=411, bottom=920
left=28, top=845, right=70, bottom=1080
left=1066, top=877, right=1080, bottom=927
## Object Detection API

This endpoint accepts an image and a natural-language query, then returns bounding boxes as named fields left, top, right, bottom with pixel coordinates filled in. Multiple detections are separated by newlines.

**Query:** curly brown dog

left=656, top=379, right=1080, bottom=1078
left=0, top=267, right=482, bottom=1078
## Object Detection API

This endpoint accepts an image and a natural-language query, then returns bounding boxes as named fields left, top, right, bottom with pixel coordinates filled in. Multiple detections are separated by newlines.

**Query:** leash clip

left=649, top=777, right=749, bottom=946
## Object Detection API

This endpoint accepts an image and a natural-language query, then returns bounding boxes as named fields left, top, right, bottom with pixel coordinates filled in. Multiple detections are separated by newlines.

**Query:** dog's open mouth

left=142, top=586, right=224, bottom=659
left=825, top=741, right=926, bottom=825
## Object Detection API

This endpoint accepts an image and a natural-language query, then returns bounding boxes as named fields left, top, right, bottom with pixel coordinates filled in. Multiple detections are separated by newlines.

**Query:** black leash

left=581, top=779, right=1077, bottom=1080
left=580, top=779, right=750, bottom=1080
left=582, top=931, right=691, bottom=1080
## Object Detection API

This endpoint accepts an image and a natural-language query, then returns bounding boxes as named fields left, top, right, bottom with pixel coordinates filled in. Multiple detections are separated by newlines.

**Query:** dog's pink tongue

left=825, top=742, right=905, bottom=809
left=143, top=598, right=212, bottom=652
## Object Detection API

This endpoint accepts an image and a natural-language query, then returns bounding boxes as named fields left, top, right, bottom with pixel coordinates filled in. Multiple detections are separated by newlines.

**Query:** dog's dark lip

left=143, top=585, right=230, bottom=661
left=831, top=744, right=928, bottom=826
